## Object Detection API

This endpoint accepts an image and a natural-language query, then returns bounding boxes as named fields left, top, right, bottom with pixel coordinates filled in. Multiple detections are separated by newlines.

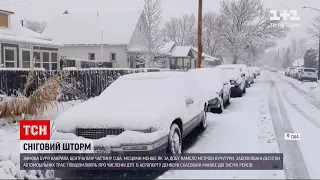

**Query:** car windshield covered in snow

left=101, top=72, right=184, bottom=97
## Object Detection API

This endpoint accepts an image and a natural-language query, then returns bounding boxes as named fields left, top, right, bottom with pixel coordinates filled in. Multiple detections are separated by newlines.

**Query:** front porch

left=0, top=42, right=60, bottom=70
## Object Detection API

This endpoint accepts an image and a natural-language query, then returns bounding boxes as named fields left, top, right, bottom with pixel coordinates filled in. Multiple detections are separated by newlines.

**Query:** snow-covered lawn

left=0, top=100, right=81, bottom=179
left=158, top=72, right=285, bottom=179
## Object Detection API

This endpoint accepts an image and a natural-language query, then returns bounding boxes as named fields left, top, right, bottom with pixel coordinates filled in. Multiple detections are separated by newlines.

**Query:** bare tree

left=138, top=0, right=166, bottom=68
left=202, top=12, right=225, bottom=58
left=163, top=14, right=196, bottom=46
left=290, top=38, right=308, bottom=60
left=24, top=19, right=47, bottom=33
left=216, top=0, right=289, bottom=64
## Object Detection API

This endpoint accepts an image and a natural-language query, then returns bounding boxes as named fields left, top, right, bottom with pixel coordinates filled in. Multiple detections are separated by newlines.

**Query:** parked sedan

left=188, top=68, right=231, bottom=114
left=219, top=64, right=251, bottom=88
left=53, top=72, right=207, bottom=154
left=222, top=69, right=246, bottom=97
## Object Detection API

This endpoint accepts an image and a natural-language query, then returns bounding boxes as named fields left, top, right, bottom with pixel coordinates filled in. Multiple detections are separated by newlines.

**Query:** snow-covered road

left=159, top=71, right=286, bottom=179
left=160, top=71, right=320, bottom=179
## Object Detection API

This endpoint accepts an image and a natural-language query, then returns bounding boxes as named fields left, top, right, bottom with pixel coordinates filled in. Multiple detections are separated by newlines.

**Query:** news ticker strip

left=20, top=153, right=283, bottom=170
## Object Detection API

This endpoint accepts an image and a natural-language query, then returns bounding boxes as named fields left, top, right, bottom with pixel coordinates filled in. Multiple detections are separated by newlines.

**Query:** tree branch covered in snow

left=216, top=0, right=289, bottom=64
left=24, top=20, right=47, bottom=33
left=202, top=12, right=225, bottom=59
left=138, top=0, right=168, bottom=68
left=163, top=14, right=197, bottom=46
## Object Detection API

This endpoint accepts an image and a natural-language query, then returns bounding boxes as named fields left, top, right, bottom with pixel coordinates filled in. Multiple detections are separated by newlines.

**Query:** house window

left=21, top=50, right=31, bottom=68
left=110, top=53, right=116, bottom=61
left=184, top=58, right=191, bottom=69
left=177, top=58, right=183, bottom=69
left=33, top=51, right=41, bottom=68
left=88, top=53, right=95, bottom=60
left=170, top=58, right=176, bottom=69
left=42, top=52, right=50, bottom=70
left=51, top=53, right=58, bottom=70
left=4, top=48, right=17, bottom=68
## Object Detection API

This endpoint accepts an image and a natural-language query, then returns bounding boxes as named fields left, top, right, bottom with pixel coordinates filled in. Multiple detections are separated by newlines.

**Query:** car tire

left=167, top=123, right=182, bottom=154
left=216, top=96, right=224, bottom=114
left=199, top=109, right=207, bottom=131
left=225, top=92, right=231, bottom=105
left=243, top=86, right=246, bottom=94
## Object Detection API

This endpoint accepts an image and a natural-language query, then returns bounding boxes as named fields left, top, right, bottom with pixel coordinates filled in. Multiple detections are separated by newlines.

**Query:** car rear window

left=304, top=69, right=316, bottom=72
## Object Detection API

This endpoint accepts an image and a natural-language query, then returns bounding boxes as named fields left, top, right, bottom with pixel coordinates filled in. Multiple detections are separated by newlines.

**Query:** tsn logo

left=284, top=133, right=300, bottom=140
left=20, top=120, right=51, bottom=140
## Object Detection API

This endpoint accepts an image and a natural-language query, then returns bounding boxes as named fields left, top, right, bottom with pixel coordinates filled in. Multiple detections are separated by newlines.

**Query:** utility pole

left=197, top=0, right=203, bottom=68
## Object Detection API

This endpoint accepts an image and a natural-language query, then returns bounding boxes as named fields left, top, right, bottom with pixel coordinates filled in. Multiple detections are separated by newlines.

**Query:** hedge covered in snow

left=0, top=68, right=160, bottom=101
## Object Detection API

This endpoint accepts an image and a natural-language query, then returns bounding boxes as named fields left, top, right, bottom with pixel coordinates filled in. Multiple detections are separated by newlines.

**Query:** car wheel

left=225, top=92, right=231, bottom=105
left=243, top=86, right=246, bottom=94
left=216, top=97, right=224, bottom=114
left=199, top=109, right=207, bottom=131
left=167, top=124, right=182, bottom=154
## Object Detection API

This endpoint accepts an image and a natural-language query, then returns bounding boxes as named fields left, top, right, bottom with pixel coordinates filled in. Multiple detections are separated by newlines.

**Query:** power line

left=0, top=0, right=30, bottom=8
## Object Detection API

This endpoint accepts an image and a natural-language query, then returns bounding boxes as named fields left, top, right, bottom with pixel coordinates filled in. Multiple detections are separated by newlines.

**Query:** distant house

left=42, top=11, right=145, bottom=68
left=0, top=9, right=62, bottom=69
left=169, top=46, right=222, bottom=69
left=292, top=58, right=304, bottom=67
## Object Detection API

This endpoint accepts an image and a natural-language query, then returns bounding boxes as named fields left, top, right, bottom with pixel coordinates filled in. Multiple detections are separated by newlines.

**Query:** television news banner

left=19, top=120, right=300, bottom=171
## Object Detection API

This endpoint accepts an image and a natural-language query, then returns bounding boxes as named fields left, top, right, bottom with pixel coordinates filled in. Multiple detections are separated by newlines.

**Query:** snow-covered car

left=293, top=67, right=303, bottom=79
left=285, top=67, right=295, bottom=76
left=298, top=68, right=318, bottom=82
left=219, top=64, right=252, bottom=88
left=53, top=72, right=207, bottom=154
left=288, top=67, right=297, bottom=78
left=248, top=67, right=257, bottom=82
left=269, top=67, right=278, bottom=72
left=188, top=68, right=231, bottom=114
left=222, top=69, right=246, bottom=97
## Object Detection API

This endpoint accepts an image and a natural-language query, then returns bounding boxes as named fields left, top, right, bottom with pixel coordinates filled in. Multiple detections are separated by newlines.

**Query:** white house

left=0, top=9, right=62, bottom=70
left=42, top=11, right=145, bottom=68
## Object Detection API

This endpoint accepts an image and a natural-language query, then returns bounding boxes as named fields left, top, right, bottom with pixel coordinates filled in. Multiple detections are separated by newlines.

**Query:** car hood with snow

left=54, top=72, right=191, bottom=133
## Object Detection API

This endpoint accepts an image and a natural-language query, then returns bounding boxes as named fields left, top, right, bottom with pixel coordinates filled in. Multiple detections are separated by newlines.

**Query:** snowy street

left=159, top=71, right=320, bottom=179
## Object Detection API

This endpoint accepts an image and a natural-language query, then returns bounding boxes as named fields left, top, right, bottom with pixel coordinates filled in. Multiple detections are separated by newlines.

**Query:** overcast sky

left=1, top=0, right=320, bottom=49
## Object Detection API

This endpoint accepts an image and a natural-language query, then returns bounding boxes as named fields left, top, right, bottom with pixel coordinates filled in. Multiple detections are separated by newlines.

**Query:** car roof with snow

left=119, top=71, right=185, bottom=80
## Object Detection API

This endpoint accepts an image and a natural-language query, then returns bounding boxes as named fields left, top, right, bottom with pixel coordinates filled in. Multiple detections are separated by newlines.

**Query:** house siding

left=59, top=45, right=129, bottom=68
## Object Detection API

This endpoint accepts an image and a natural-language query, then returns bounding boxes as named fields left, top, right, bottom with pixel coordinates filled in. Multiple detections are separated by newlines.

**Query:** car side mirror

left=186, top=98, right=194, bottom=105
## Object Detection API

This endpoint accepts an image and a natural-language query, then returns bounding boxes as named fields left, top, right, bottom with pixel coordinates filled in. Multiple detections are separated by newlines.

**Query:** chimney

left=63, top=10, right=69, bottom=14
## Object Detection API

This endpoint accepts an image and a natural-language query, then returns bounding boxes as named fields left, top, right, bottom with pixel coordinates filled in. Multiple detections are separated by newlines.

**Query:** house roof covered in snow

left=127, top=41, right=175, bottom=54
left=0, top=12, right=62, bottom=47
left=171, top=46, right=192, bottom=57
left=0, top=9, right=14, bottom=14
left=42, top=11, right=142, bottom=45
left=191, top=47, right=222, bottom=62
